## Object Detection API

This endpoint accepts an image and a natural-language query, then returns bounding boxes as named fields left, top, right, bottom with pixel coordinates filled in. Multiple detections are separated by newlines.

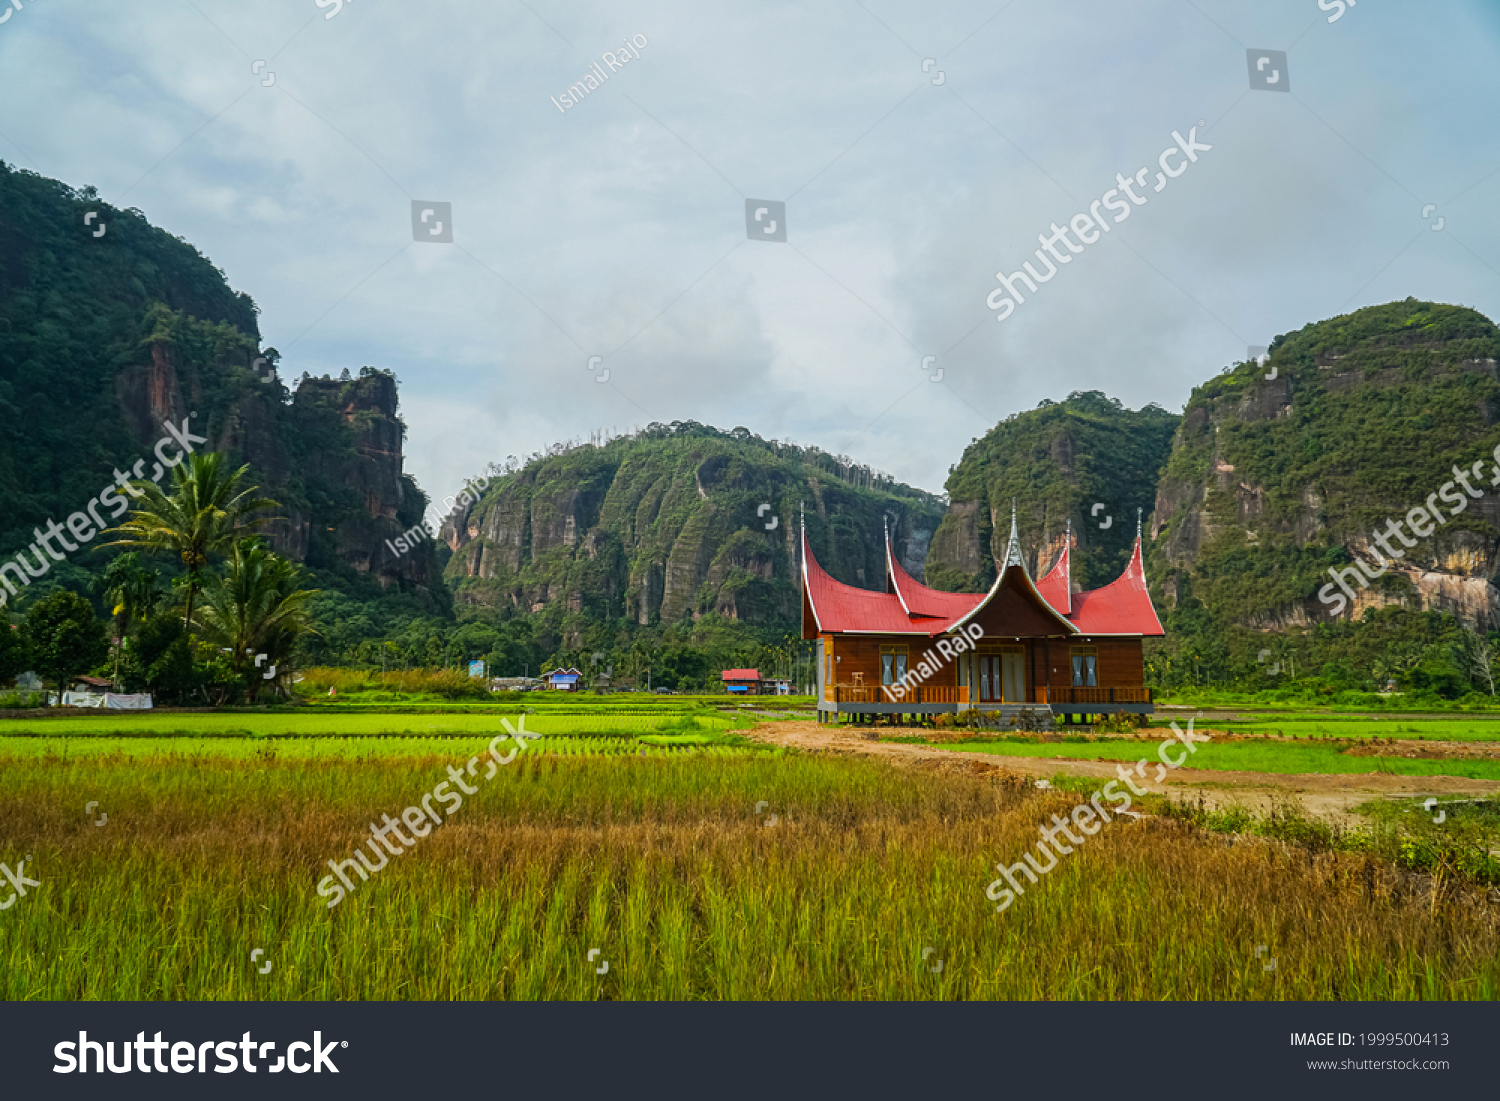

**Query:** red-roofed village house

left=801, top=509, right=1163, bottom=723
left=721, top=669, right=762, bottom=695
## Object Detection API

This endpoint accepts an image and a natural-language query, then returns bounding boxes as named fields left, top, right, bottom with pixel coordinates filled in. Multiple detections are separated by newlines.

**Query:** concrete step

left=976, top=704, right=1056, bottom=731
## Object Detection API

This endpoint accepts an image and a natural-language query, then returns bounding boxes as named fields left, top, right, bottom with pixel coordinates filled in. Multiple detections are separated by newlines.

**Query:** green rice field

left=1205, top=715, right=1500, bottom=742
left=0, top=705, right=756, bottom=740
left=913, top=736, right=1500, bottom=781
left=3, top=702, right=1499, bottom=1000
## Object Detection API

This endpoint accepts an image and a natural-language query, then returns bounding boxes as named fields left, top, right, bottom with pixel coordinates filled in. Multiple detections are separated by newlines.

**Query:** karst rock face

left=115, top=351, right=431, bottom=589
left=0, top=161, right=436, bottom=591
left=439, top=425, right=944, bottom=644
left=923, top=392, right=1179, bottom=594
left=1150, top=300, right=1500, bottom=629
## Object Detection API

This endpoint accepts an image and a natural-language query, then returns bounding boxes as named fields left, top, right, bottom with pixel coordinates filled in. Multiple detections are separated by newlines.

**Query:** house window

left=1071, top=647, right=1097, bottom=687
left=880, top=645, right=909, bottom=686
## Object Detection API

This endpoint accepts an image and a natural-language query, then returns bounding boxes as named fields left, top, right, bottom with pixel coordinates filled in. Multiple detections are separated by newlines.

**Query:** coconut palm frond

left=194, top=538, right=318, bottom=700
left=101, top=452, right=281, bottom=629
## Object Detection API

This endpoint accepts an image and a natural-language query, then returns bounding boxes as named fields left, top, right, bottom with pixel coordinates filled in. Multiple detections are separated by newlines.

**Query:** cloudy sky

left=3, top=0, right=1498, bottom=503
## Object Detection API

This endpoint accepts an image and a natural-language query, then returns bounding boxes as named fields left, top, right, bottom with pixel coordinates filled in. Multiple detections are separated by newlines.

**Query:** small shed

left=546, top=667, right=583, bottom=691
left=721, top=668, right=762, bottom=695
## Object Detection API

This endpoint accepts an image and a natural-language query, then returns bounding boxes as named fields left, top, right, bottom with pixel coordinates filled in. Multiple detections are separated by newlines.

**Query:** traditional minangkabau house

left=801, top=509, right=1164, bottom=723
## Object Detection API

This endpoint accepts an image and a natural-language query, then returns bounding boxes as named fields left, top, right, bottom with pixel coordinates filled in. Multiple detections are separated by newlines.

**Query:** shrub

left=1093, top=712, right=1145, bottom=734
left=298, top=666, right=494, bottom=700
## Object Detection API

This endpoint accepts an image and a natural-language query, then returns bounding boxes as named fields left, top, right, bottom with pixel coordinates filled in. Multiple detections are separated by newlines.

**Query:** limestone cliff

left=1150, top=299, right=1500, bottom=629
left=923, top=391, right=1179, bottom=592
left=0, top=160, right=435, bottom=593
left=441, top=423, right=945, bottom=647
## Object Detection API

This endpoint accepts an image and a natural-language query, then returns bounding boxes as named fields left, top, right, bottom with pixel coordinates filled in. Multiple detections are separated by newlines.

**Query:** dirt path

left=746, top=720, right=1500, bottom=823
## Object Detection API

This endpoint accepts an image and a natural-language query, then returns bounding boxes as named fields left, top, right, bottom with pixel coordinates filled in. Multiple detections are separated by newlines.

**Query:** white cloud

left=2, top=0, right=1497, bottom=505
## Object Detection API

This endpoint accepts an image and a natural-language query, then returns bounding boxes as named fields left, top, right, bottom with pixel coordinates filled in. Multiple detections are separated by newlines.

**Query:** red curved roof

left=1065, top=536, right=1165, bottom=636
left=803, top=530, right=937, bottom=634
left=802, top=525, right=1163, bottom=638
left=886, top=541, right=986, bottom=621
left=1035, top=537, right=1072, bottom=615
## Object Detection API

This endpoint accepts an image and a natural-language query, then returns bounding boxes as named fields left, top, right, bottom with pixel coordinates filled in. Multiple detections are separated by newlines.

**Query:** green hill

left=923, top=390, right=1179, bottom=591
left=1148, top=298, right=1500, bottom=693
left=0, top=160, right=444, bottom=621
left=442, top=421, right=946, bottom=660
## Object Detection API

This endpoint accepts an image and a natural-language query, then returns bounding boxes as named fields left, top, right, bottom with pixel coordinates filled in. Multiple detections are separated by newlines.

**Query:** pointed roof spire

left=1136, top=507, right=1143, bottom=540
left=950, top=498, right=1074, bottom=637
left=1004, top=499, right=1024, bottom=568
left=1036, top=518, right=1072, bottom=615
left=797, top=501, right=806, bottom=574
left=883, top=513, right=912, bottom=613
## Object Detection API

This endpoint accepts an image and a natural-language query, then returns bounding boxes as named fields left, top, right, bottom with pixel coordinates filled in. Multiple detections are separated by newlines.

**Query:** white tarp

left=57, top=692, right=106, bottom=708
left=105, top=693, right=153, bottom=710
left=49, top=692, right=153, bottom=709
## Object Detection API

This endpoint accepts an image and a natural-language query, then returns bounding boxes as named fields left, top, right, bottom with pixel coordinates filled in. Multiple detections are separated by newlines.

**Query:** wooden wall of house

left=823, top=633, right=1145, bottom=693
left=969, top=575, right=1070, bottom=639
left=1034, top=637, right=1144, bottom=689
left=821, top=634, right=962, bottom=688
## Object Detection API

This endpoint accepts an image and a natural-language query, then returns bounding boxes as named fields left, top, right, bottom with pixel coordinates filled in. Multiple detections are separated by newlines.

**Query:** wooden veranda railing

left=1036, top=686, right=1153, bottom=705
left=822, top=684, right=1152, bottom=706
left=828, top=684, right=971, bottom=704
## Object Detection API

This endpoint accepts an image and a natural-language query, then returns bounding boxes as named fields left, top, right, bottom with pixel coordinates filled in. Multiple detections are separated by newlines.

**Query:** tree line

left=0, top=453, right=316, bottom=706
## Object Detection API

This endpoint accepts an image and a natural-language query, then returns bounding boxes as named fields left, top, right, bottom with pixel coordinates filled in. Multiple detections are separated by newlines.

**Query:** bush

left=1093, top=712, right=1145, bottom=734
left=298, top=667, right=377, bottom=696
left=298, top=666, right=494, bottom=700
left=119, top=613, right=203, bottom=704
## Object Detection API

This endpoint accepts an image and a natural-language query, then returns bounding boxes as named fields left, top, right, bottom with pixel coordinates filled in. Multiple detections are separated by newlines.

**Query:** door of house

left=1001, top=650, right=1026, bottom=703
left=978, top=655, right=999, bottom=702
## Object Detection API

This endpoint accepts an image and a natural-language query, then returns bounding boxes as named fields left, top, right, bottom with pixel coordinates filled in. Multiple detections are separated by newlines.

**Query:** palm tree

left=101, top=453, right=279, bottom=632
left=637, top=642, right=662, bottom=691
left=1452, top=624, right=1497, bottom=696
left=91, top=552, right=163, bottom=681
left=92, top=552, right=163, bottom=638
left=193, top=537, right=318, bottom=702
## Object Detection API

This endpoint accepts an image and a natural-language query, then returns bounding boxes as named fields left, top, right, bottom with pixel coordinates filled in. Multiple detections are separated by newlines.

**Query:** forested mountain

left=441, top=422, right=946, bottom=653
left=923, top=391, right=1179, bottom=591
left=1147, top=299, right=1500, bottom=691
left=0, top=161, right=443, bottom=617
